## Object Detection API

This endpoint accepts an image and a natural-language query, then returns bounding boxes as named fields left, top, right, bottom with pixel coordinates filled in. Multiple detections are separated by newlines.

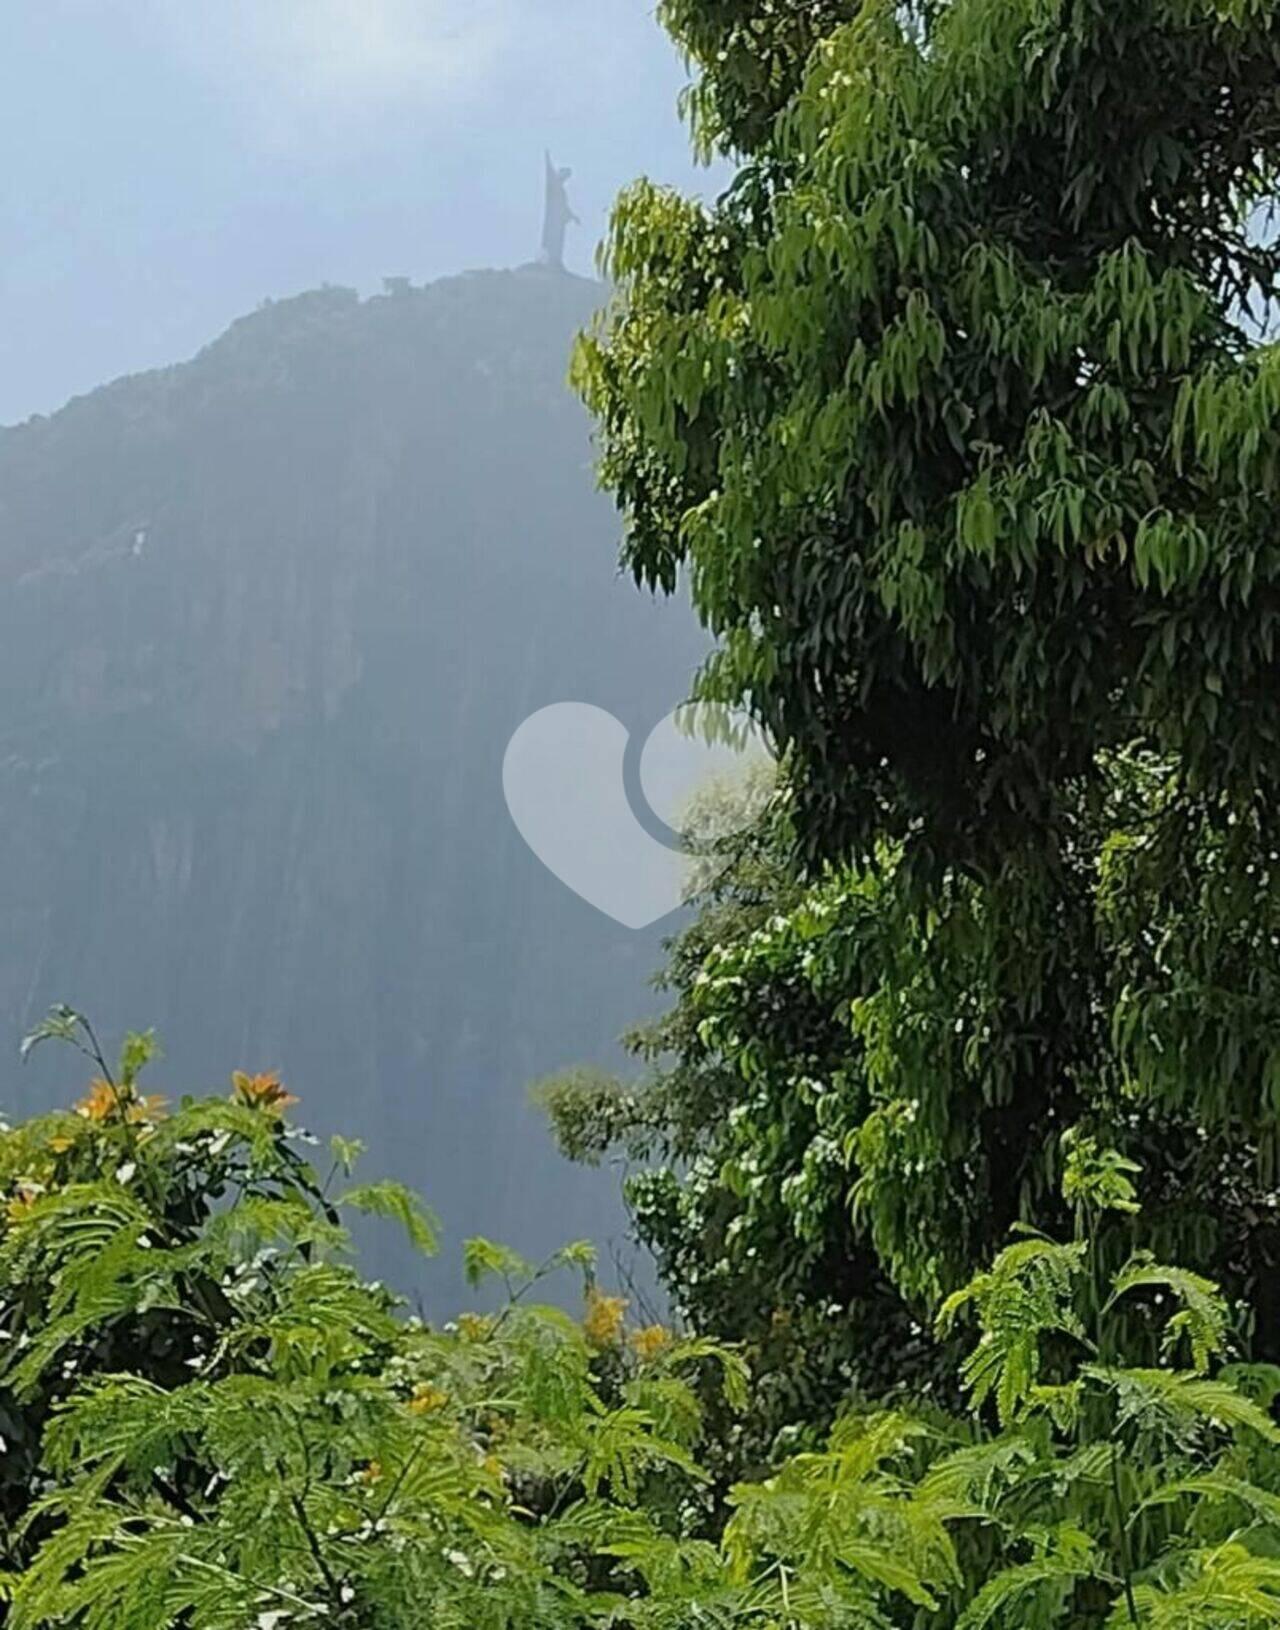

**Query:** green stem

left=1109, top=1438, right=1139, bottom=1626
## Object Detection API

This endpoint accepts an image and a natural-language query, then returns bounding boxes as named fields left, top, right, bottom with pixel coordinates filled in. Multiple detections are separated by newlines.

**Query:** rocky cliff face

left=0, top=267, right=704, bottom=1302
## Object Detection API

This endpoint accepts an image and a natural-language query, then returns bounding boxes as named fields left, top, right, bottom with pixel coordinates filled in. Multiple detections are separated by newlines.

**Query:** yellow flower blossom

left=583, top=1288, right=628, bottom=1351
left=230, top=1070, right=298, bottom=1116
left=408, top=1383, right=450, bottom=1416
left=356, top=1461, right=382, bottom=1485
left=631, top=1325, right=672, bottom=1364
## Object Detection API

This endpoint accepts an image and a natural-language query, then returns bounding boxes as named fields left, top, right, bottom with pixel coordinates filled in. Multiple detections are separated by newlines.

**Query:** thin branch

left=289, top=1491, right=343, bottom=1603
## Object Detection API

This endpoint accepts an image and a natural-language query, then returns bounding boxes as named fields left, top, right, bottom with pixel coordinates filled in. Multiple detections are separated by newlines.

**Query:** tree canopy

left=572, top=0, right=1280, bottom=1385
left=580, top=0, right=1280, bottom=866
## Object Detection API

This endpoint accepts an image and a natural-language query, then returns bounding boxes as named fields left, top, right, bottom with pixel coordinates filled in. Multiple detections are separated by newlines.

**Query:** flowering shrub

left=1, top=1011, right=1279, bottom=1626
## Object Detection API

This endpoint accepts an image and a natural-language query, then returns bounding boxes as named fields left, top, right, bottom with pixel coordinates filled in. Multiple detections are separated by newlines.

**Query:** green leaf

left=339, top=1181, right=440, bottom=1257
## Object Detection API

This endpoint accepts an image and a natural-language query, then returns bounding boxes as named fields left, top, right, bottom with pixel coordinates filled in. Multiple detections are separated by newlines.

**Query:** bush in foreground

left=0, top=1013, right=1278, bottom=1625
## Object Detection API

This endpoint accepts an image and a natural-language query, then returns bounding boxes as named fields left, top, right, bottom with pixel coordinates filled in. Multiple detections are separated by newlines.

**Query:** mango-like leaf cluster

left=580, top=0, right=1280, bottom=868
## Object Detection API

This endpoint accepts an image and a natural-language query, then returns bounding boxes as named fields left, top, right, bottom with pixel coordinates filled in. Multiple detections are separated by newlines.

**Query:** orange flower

left=408, top=1383, right=450, bottom=1416
left=73, top=1080, right=167, bottom=1126
left=231, top=1071, right=298, bottom=1116
left=631, top=1325, right=672, bottom=1364
left=583, top=1288, right=628, bottom=1351
left=75, top=1078, right=120, bottom=1123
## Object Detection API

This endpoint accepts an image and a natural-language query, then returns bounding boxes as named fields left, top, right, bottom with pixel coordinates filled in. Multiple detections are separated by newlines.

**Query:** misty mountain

left=0, top=265, right=705, bottom=1303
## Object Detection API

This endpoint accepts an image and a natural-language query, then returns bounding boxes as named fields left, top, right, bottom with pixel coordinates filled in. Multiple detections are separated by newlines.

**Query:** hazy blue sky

left=1, top=1, right=716, bottom=426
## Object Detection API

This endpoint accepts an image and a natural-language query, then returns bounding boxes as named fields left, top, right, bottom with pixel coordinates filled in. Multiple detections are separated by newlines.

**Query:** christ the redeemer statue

left=541, top=151, right=578, bottom=271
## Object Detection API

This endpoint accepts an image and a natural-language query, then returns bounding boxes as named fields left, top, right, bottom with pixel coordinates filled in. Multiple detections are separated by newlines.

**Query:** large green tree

left=582, top=0, right=1280, bottom=867
left=575, top=0, right=1280, bottom=1364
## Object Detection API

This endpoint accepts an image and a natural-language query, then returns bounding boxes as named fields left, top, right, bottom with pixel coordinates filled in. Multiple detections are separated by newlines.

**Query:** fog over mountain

left=0, top=264, right=705, bottom=1303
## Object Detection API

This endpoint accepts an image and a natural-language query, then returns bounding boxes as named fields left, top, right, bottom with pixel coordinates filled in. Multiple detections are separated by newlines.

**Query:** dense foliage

left=570, top=0, right=1280, bottom=1416
left=582, top=0, right=1280, bottom=866
left=0, top=1014, right=747, bottom=1627
left=6, top=1015, right=1280, bottom=1626
left=544, top=799, right=954, bottom=1458
left=547, top=769, right=1280, bottom=1452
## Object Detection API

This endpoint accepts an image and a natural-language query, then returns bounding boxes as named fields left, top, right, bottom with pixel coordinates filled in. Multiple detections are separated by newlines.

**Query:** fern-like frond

left=938, top=1239, right=1089, bottom=1424
left=1108, top=1252, right=1230, bottom=1372
left=339, top=1181, right=440, bottom=1257
left=1087, top=1366, right=1280, bottom=1444
left=1121, top=1541, right=1280, bottom=1628
left=955, top=1522, right=1099, bottom=1629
